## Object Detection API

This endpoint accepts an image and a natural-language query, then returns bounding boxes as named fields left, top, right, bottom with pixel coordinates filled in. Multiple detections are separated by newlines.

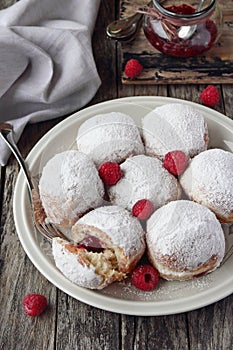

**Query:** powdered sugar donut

left=52, top=237, right=126, bottom=290
left=108, top=155, right=181, bottom=211
left=53, top=206, right=146, bottom=289
left=142, top=103, right=208, bottom=160
left=146, top=200, right=225, bottom=281
left=76, top=112, right=144, bottom=166
left=39, top=150, right=104, bottom=228
left=180, top=148, right=233, bottom=223
left=72, top=206, right=146, bottom=272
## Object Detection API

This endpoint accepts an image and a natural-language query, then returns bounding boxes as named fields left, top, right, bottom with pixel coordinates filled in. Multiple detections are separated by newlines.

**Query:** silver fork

left=0, top=122, right=69, bottom=242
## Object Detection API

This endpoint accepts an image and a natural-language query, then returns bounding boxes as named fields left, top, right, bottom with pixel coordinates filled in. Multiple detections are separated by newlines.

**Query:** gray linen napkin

left=0, top=0, right=101, bottom=165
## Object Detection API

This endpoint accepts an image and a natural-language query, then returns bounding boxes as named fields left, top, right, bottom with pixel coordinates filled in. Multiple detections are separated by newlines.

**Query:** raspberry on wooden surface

left=200, top=85, right=220, bottom=107
left=22, top=293, right=47, bottom=316
left=124, top=59, right=143, bottom=78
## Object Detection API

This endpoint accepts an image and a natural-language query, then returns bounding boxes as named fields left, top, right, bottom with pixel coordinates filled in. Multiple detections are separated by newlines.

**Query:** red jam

left=143, top=4, right=218, bottom=58
left=77, top=235, right=105, bottom=253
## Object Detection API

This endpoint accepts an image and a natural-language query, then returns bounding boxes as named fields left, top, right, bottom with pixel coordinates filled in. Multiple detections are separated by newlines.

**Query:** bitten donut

left=180, top=148, right=233, bottom=223
left=108, top=155, right=181, bottom=211
left=39, top=150, right=104, bottom=228
left=76, top=112, right=144, bottom=166
left=146, top=200, right=225, bottom=281
left=52, top=237, right=126, bottom=290
left=52, top=206, right=146, bottom=289
left=142, top=103, right=208, bottom=160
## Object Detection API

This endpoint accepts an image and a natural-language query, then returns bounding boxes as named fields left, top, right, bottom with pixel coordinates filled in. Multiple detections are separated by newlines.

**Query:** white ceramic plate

left=13, top=96, right=233, bottom=316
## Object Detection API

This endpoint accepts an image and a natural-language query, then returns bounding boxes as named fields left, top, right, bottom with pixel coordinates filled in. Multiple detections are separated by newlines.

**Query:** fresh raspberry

left=200, top=85, right=220, bottom=107
left=98, top=162, right=122, bottom=186
left=124, top=59, right=143, bottom=78
left=132, top=199, right=154, bottom=220
left=163, top=150, right=188, bottom=176
left=131, top=264, right=159, bottom=291
left=22, top=293, right=47, bottom=316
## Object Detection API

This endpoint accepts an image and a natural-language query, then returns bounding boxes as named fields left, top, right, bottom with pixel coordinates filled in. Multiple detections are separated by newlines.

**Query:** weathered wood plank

left=222, top=84, right=233, bottom=119
left=119, top=0, right=233, bottom=84
left=121, top=314, right=189, bottom=350
left=0, top=0, right=16, bottom=10
left=187, top=297, right=233, bottom=350
left=0, top=156, right=57, bottom=350
left=56, top=293, right=121, bottom=350
left=92, top=0, right=119, bottom=104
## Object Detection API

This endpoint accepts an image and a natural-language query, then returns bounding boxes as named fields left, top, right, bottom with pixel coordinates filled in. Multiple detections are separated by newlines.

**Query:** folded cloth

left=0, top=0, right=101, bottom=166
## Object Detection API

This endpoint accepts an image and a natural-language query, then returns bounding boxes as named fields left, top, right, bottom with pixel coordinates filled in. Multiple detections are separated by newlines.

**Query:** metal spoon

left=106, top=12, right=143, bottom=41
left=106, top=0, right=205, bottom=42
left=178, top=0, right=206, bottom=39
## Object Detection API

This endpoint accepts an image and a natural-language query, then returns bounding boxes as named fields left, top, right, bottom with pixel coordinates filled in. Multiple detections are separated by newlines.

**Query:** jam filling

left=77, top=235, right=105, bottom=253
left=143, top=4, right=217, bottom=58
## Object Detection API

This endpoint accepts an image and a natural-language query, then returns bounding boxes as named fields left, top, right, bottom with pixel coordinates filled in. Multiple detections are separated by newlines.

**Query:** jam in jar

left=142, top=0, right=222, bottom=57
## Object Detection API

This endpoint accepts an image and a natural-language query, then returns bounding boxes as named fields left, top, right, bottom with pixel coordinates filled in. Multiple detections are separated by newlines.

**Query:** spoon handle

left=0, top=123, right=34, bottom=191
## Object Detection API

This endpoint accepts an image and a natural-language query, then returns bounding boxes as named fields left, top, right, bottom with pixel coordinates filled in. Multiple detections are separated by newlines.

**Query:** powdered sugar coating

left=52, top=237, right=104, bottom=289
left=146, top=200, right=225, bottom=280
left=39, top=150, right=104, bottom=227
left=142, top=103, right=208, bottom=159
left=108, top=155, right=181, bottom=211
left=72, top=205, right=146, bottom=259
left=180, top=148, right=233, bottom=222
left=76, top=112, right=144, bottom=166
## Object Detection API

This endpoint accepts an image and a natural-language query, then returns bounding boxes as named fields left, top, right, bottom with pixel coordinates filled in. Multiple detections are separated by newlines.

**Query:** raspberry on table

left=132, top=199, right=154, bottom=220
left=22, top=293, right=47, bottom=316
left=124, top=59, right=143, bottom=78
left=200, top=85, right=220, bottom=107
left=98, top=162, right=122, bottom=186
left=131, top=264, right=159, bottom=291
left=163, top=150, right=188, bottom=176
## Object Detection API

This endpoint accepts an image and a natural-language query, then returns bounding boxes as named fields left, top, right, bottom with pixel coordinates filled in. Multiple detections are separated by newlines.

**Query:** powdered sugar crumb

left=100, top=273, right=213, bottom=301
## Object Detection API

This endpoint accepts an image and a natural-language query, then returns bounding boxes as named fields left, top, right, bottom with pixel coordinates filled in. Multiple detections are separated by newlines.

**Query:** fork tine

left=40, top=222, right=70, bottom=241
left=1, top=124, right=72, bottom=243
left=34, top=222, right=54, bottom=241
left=32, top=188, right=70, bottom=241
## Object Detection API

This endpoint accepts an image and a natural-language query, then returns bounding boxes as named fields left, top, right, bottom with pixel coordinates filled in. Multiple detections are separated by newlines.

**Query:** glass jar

left=142, top=0, right=222, bottom=57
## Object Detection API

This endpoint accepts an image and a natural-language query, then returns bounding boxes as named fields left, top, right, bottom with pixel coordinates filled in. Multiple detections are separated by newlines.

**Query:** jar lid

left=152, top=0, right=216, bottom=22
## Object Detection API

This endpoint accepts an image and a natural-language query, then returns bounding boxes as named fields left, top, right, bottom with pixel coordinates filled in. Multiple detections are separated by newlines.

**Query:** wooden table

left=1, top=1, right=233, bottom=349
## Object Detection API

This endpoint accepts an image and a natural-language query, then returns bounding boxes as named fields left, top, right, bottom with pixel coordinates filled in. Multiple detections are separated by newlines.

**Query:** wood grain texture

left=0, top=0, right=233, bottom=349
left=0, top=0, right=16, bottom=9
left=120, top=0, right=233, bottom=84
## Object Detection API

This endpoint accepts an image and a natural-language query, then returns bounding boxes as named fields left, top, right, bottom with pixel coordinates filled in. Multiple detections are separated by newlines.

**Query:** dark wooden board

left=120, top=0, right=233, bottom=84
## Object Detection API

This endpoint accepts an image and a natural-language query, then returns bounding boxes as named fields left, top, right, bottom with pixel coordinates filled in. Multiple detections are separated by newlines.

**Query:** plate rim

left=13, top=96, right=233, bottom=316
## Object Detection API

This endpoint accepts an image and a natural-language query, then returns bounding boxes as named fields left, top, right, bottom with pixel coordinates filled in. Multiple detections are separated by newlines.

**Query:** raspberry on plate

left=124, top=59, right=143, bottom=78
left=22, top=293, right=47, bottom=316
left=163, top=150, right=188, bottom=176
left=98, top=162, right=122, bottom=186
left=131, top=264, right=159, bottom=291
left=200, top=85, right=220, bottom=107
left=132, top=199, right=154, bottom=220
